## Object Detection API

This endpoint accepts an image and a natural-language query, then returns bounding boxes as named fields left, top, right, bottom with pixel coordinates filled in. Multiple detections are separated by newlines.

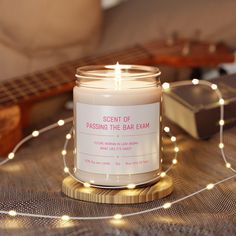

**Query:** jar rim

left=76, top=64, right=161, bottom=81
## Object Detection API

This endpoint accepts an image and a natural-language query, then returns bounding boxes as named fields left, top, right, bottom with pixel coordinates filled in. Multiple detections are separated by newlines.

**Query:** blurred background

left=1, top=0, right=236, bottom=81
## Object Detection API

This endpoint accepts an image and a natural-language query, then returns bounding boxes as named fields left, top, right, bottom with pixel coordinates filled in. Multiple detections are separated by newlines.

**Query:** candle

left=73, top=64, right=162, bottom=186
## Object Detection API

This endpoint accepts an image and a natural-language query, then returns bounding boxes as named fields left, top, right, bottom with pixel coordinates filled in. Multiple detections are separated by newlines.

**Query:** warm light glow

left=162, top=82, right=170, bottom=90
left=8, top=152, right=15, bottom=160
left=206, top=183, right=214, bottom=190
left=226, top=163, right=231, bottom=168
left=113, top=214, right=122, bottom=220
left=172, top=159, right=178, bottom=165
left=219, top=120, right=224, bottom=126
left=160, top=172, right=166, bottom=177
left=171, top=136, right=176, bottom=142
left=219, top=99, right=225, bottom=105
left=115, top=62, right=121, bottom=80
left=61, top=215, right=70, bottom=221
left=56, top=219, right=75, bottom=228
left=0, top=78, right=233, bottom=223
left=105, top=64, right=131, bottom=70
left=58, top=120, right=65, bottom=126
left=61, top=150, right=67, bottom=155
left=127, top=184, right=136, bottom=189
left=110, top=218, right=126, bottom=226
left=83, top=182, right=91, bottom=188
left=113, top=62, right=122, bottom=90
left=192, top=79, right=199, bottom=85
left=164, top=126, right=170, bottom=133
left=219, top=143, right=224, bottom=149
left=211, top=84, right=218, bottom=90
left=8, top=210, right=17, bottom=216
left=32, top=130, right=39, bottom=137
left=163, top=202, right=172, bottom=209
left=174, top=147, right=179, bottom=152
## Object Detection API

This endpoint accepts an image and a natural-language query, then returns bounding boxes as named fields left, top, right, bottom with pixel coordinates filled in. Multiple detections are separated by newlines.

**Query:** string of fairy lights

left=0, top=79, right=235, bottom=222
left=61, top=123, right=178, bottom=190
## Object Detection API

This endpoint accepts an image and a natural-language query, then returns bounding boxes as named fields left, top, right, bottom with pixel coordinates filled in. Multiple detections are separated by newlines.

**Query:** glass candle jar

left=73, top=64, right=162, bottom=187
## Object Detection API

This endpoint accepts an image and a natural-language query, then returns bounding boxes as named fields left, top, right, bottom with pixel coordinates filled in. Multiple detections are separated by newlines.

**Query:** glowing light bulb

left=219, top=99, right=224, bottom=105
left=127, top=184, right=136, bottom=189
left=219, top=143, right=224, bottom=149
left=206, top=183, right=214, bottom=190
left=211, top=84, right=218, bottom=90
left=61, top=215, right=70, bottom=221
left=32, top=130, right=39, bottom=137
left=64, top=167, right=69, bottom=173
left=61, top=150, right=67, bottom=155
left=113, top=214, right=122, bottom=220
left=174, top=147, right=179, bottom=152
left=8, top=152, right=15, bottom=160
left=83, top=182, right=91, bottom=188
left=192, top=79, right=199, bottom=85
left=219, top=120, right=224, bottom=126
left=172, top=159, right=178, bottom=165
left=58, top=120, right=65, bottom=126
left=164, top=126, right=170, bottom=133
left=162, top=82, right=170, bottom=90
left=160, top=172, right=166, bottom=177
left=66, top=134, right=72, bottom=140
left=226, top=163, right=231, bottom=168
left=171, top=136, right=176, bottom=142
left=163, top=202, right=172, bottom=209
left=8, top=210, right=17, bottom=216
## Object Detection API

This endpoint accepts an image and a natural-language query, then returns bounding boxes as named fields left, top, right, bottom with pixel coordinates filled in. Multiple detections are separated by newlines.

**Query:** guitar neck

left=0, top=45, right=151, bottom=107
left=0, top=39, right=234, bottom=108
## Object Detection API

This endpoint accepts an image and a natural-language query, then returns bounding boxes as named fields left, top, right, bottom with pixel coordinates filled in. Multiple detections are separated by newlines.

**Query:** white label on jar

left=76, top=102, right=160, bottom=175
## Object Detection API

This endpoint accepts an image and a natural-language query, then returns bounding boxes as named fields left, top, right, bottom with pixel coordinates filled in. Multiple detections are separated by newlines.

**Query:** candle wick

left=115, top=62, right=121, bottom=90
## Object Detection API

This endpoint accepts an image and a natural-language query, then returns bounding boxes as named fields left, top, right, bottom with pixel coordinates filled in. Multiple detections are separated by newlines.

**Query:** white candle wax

left=74, top=65, right=162, bottom=186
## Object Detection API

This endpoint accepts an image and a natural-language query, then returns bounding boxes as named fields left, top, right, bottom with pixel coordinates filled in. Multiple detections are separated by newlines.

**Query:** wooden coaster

left=62, top=176, right=173, bottom=204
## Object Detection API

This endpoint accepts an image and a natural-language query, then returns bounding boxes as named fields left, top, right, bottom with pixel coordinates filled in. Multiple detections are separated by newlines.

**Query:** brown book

left=163, top=74, right=236, bottom=139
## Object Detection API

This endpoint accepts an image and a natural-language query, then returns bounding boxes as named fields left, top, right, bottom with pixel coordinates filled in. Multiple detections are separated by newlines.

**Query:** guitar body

left=0, top=105, right=22, bottom=156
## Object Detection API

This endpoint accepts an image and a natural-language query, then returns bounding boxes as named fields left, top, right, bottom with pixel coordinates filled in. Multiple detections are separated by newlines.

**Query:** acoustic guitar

left=0, top=38, right=234, bottom=156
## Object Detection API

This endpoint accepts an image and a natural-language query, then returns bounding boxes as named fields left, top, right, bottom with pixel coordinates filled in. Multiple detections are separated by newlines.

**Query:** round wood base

left=62, top=175, right=173, bottom=204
